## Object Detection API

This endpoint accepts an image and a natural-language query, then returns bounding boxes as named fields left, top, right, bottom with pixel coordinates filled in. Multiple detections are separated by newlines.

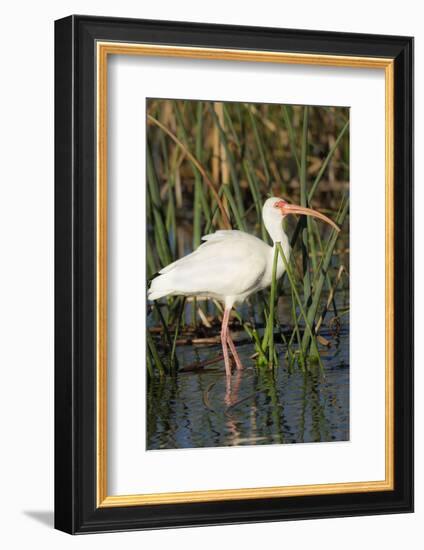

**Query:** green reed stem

left=153, top=302, right=175, bottom=367
left=146, top=351, right=154, bottom=378
left=281, top=105, right=301, bottom=173
left=310, top=218, right=338, bottom=316
left=290, top=286, right=306, bottom=371
left=247, top=105, right=271, bottom=186
left=223, top=103, right=241, bottom=148
left=208, top=103, right=246, bottom=223
left=243, top=159, right=268, bottom=242
left=299, top=106, right=312, bottom=310
left=148, top=113, right=231, bottom=228
left=146, top=330, right=165, bottom=376
left=170, top=297, right=186, bottom=372
left=266, top=246, right=279, bottom=365
left=165, top=176, right=177, bottom=257
left=146, top=238, right=158, bottom=278
left=276, top=242, right=322, bottom=367
left=301, top=197, right=349, bottom=351
left=193, top=101, right=204, bottom=249
left=308, top=119, right=349, bottom=201
left=146, top=143, right=172, bottom=267
left=222, top=185, right=246, bottom=231
left=290, top=118, right=349, bottom=250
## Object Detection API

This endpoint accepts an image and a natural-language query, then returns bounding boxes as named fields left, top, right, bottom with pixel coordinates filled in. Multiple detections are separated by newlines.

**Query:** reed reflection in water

left=147, top=325, right=349, bottom=450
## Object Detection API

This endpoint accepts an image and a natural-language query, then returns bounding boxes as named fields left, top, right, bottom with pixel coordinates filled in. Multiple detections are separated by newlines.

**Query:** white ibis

left=148, top=197, right=339, bottom=379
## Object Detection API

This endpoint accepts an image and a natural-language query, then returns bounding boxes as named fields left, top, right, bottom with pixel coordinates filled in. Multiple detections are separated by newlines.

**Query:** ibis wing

left=159, top=230, right=263, bottom=275
left=160, top=231, right=269, bottom=297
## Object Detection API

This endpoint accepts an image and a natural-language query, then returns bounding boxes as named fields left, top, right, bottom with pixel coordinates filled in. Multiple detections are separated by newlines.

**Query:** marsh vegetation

left=146, top=99, right=349, bottom=449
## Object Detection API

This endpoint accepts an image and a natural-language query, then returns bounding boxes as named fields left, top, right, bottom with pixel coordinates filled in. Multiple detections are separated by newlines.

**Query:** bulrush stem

left=299, top=106, right=312, bottom=310
left=267, top=246, right=280, bottom=365
left=301, top=197, right=349, bottom=352
left=147, top=114, right=231, bottom=229
left=276, top=242, right=322, bottom=368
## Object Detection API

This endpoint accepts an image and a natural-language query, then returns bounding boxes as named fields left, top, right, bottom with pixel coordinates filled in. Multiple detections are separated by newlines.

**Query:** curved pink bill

left=276, top=201, right=340, bottom=232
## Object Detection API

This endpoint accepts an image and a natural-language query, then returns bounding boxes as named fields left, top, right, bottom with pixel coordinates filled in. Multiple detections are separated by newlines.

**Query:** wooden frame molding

left=96, top=41, right=395, bottom=508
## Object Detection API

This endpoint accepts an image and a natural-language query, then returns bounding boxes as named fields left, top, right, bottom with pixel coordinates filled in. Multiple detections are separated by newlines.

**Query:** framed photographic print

left=54, top=15, right=413, bottom=533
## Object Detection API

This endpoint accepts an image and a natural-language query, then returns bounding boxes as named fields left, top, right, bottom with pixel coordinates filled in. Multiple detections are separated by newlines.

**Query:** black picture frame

left=55, top=14, right=414, bottom=534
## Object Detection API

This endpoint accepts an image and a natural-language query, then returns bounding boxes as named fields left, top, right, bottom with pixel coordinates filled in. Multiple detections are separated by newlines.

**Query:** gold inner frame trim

left=96, top=41, right=395, bottom=508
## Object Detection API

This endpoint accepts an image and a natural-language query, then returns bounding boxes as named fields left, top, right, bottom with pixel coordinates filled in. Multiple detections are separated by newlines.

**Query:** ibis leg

left=221, top=308, right=232, bottom=379
left=227, top=333, right=244, bottom=370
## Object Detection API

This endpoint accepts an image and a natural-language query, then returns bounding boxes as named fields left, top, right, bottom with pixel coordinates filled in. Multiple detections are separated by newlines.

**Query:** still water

left=147, top=320, right=349, bottom=450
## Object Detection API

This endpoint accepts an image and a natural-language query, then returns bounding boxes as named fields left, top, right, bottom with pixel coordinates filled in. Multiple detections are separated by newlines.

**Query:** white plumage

left=148, top=197, right=338, bottom=379
left=149, top=230, right=279, bottom=304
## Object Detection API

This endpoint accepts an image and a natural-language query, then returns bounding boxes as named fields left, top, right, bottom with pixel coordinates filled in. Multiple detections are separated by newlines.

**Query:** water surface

left=147, top=320, right=349, bottom=450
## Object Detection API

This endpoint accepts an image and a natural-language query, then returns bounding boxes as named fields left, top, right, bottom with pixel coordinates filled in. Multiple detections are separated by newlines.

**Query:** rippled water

left=147, top=320, right=349, bottom=450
